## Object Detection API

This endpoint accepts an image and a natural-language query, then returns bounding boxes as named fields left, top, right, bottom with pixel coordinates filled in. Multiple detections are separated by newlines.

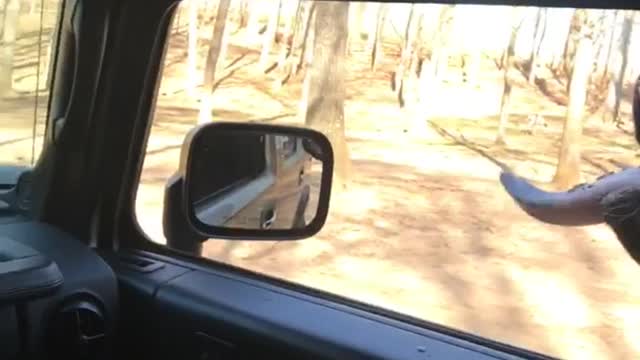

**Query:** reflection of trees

left=0, top=0, right=20, bottom=95
left=303, top=1, right=350, bottom=190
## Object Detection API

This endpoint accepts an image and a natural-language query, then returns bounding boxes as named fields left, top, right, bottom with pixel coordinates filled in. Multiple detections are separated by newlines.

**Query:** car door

left=9, top=1, right=630, bottom=360
left=225, top=133, right=312, bottom=230
left=104, top=1, right=560, bottom=360
left=190, top=131, right=311, bottom=230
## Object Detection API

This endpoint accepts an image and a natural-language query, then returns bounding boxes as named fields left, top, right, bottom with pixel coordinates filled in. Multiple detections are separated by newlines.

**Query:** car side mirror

left=163, top=122, right=333, bottom=253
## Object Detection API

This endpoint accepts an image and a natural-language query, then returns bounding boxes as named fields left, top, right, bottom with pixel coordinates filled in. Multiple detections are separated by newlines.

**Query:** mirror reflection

left=189, top=128, right=325, bottom=231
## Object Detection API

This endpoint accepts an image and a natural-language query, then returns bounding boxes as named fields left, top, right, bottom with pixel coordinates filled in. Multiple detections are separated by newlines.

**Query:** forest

left=155, top=1, right=640, bottom=190
left=133, top=2, right=640, bottom=359
left=0, top=0, right=640, bottom=359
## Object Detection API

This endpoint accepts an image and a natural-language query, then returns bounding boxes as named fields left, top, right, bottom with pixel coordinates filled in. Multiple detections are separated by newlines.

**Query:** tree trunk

left=0, top=0, right=7, bottom=41
left=198, top=0, right=232, bottom=123
left=535, top=9, right=548, bottom=56
left=45, top=0, right=63, bottom=90
left=417, top=5, right=453, bottom=120
left=562, top=10, right=583, bottom=87
left=295, top=3, right=316, bottom=75
left=406, top=9, right=424, bottom=107
left=369, top=3, right=387, bottom=71
left=275, top=0, right=295, bottom=74
left=434, top=5, right=455, bottom=82
left=245, top=5, right=261, bottom=45
left=29, top=0, right=37, bottom=14
left=186, top=0, right=200, bottom=96
left=496, top=17, right=520, bottom=145
left=298, top=4, right=316, bottom=119
left=259, top=0, right=281, bottom=71
left=562, top=34, right=574, bottom=82
left=237, top=0, right=249, bottom=29
left=393, top=4, right=415, bottom=108
left=406, top=7, right=429, bottom=134
left=0, top=0, right=19, bottom=96
left=347, top=2, right=366, bottom=53
left=274, top=0, right=302, bottom=85
left=612, top=11, right=633, bottom=124
left=528, top=8, right=545, bottom=84
left=554, top=36, right=594, bottom=189
left=202, top=0, right=231, bottom=88
left=173, top=3, right=182, bottom=35
left=409, top=10, right=424, bottom=79
left=366, top=3, right=380, bottom=51
left=304, top=1, right=350, bottom=189
left=289, top=0, right=306, bottom=54
left=603, top=10, right=620, bottom=76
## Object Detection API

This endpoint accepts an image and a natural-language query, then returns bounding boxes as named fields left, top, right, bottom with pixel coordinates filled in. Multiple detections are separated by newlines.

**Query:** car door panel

left=105, top=250, right=555, bottom=360
left=204, top=134, right=314, bottom=230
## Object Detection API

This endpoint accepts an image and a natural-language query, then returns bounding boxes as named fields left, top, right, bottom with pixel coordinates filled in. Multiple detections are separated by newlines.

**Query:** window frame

left=113, top=0, right=640, bottom=358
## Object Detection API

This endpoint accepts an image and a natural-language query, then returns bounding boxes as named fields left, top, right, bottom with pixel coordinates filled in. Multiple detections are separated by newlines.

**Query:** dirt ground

left=130, top=26, right=640, bottom=360
left=3, top=14, right=640, bottom=359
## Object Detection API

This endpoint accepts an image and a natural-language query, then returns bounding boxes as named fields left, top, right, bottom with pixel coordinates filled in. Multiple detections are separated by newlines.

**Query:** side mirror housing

left=163, top=122, right=333, bottom=254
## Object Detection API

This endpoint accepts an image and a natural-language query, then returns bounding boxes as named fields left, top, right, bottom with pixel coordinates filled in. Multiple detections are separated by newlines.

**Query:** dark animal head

left=500, top=75, right=640, bottom=226
left=634, top=75, right=640, bottom=144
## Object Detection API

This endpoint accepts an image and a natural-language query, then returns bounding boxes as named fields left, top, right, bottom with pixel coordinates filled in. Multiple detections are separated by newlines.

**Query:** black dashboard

left=0, top=221, right=118, bottom=360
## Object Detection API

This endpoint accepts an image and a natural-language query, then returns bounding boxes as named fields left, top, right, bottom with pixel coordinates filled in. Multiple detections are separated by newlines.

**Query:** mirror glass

left=187, top=127, right=327, bottom=231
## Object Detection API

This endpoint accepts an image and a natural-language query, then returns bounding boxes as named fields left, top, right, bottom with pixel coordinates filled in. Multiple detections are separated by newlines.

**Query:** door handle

left=261, top=208, right=276, bottom=229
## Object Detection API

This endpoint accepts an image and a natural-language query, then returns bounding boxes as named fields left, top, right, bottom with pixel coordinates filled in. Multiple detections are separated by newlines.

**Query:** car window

left=191, top=130, right=267, bottom=204
left=0, top=0, right=62, bottom=166
left=137, top=1, right=640, bottom=359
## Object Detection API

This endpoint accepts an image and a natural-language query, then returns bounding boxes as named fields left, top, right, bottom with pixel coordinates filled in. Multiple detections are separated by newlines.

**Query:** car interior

left=0, top=0, right=634, bottom=359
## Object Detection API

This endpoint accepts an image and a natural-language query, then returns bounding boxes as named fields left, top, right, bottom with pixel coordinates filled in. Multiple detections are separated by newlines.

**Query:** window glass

left=0, top=0, right=62, bottom=166
left=191, top=130, right=267, bottom=204
left=137, top=1, right=640, bottom=359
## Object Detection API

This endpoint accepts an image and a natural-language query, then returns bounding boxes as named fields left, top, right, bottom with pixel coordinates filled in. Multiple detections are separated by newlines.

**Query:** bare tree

left=202, top=0, right=231, bottom=88
left=304, top=1, right=351, bottom=189
left=278, top=1, right=309, bottom=86
left=237, top=0, right=249, bottom=29
left=274, top=0, right=296, bottom=75
left=417, top=4, right=455, bottom=119
left=603, top=10, right=620, bottom=77
left=289, top=0, right=306, bottom=54
left=433, top=5, right=455, bottom=81
left=528, top=8, right=547, bottom=84
left=496, top=12, right=523, bottom=145
left=405, top=8, right=425, bottom=108
left=29, top=0, right=37, bottom=14
left=295, top=2, right=316, bottom=75
left=553, top=10, right=596, bottom=189
left=369, top=3, right=387, bottom=71
left=198, top=0, right=232, bottom=123
left=0, top=0, right=7, bottom=40
left=298, top=3, right=316, bottom=117
left=347, top=2, right=366, bottom=53
left=45, top=0, right=64, bottom=90
left=409, top=10, right=424, bottom=78
left=245, top=3, right=263, bottom=45
left=0, top=0, right=19, bottom=95
left=561, top=10, right=585, bottom=85
left=186, top=0, right=200, bottom=96
left=392, top=4, right=416, bottom=108
left=592, top=11, right=616, bottom=75
left=258, top=0, right=280, bottom=71
left=611, top=11, right=634, bottom=124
